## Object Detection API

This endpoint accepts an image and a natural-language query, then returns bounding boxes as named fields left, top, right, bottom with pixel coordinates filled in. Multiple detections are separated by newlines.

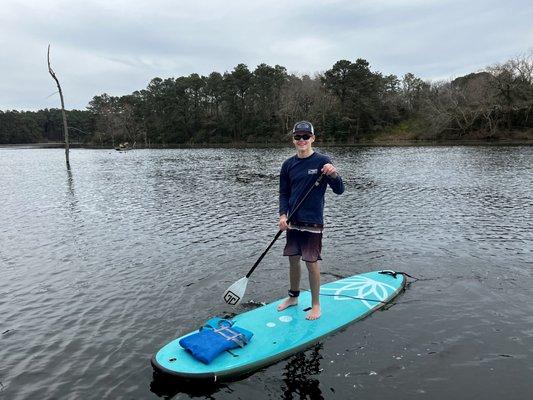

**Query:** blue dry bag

left=179, top=318, right=253, bottom=364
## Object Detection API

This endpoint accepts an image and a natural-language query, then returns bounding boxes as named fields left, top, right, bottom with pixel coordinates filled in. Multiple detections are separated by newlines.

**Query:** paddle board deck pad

left=151, top=270, right=406, bottom=381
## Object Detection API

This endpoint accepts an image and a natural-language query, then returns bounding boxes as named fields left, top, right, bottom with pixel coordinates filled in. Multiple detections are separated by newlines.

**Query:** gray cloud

left=1, top=0, right=531, bottom=110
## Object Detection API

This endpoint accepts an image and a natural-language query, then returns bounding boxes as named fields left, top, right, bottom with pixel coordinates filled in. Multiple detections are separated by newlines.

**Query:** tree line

left=1, top=53, right=532, bottom=145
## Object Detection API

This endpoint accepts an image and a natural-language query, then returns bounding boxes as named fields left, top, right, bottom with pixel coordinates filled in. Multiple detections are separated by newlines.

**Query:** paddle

left=223, top=173, right=325, bottom=305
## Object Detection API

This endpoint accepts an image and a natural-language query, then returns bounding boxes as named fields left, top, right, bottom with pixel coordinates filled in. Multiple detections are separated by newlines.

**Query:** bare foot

left=277, top=297, right=298, bottom=311
left=306, top=305, right=321, bottom=320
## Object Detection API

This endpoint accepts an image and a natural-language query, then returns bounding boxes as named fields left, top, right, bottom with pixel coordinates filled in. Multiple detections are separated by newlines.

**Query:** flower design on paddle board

left=321, top=276, right=397, bottom=309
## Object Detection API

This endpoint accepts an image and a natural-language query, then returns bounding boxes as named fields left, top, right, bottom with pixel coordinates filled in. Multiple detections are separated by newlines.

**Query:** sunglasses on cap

left=293, top=134, right=312, bottom=141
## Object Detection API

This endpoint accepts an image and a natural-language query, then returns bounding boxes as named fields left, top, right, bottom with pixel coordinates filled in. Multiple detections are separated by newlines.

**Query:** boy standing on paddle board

left=278, top=121, right=345, bottom=320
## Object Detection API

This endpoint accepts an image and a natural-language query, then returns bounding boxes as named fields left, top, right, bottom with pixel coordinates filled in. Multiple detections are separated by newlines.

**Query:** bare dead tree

left=47, top=44, right=70, bottom=168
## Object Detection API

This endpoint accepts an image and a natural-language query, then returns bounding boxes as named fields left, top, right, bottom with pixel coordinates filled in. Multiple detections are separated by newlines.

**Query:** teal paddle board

left=151, top=270, right=405, bottom=381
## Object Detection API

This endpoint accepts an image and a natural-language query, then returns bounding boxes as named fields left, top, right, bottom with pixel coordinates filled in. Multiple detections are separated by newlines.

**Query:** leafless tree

left=47, top=44, right=70, bottom=168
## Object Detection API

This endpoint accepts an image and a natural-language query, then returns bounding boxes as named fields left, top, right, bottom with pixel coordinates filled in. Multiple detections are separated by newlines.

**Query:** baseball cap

left=292, top=121, right=314, bottom=135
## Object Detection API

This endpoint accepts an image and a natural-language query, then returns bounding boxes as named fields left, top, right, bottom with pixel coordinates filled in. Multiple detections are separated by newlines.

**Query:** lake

left=1, top=145, right=532, bottom=399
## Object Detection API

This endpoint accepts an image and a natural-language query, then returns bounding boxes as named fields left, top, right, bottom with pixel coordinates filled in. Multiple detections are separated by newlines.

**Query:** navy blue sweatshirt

left=279, top=152, right=345, bottom=226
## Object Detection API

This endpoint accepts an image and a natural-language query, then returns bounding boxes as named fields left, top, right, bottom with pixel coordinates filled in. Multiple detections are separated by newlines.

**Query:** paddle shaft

left=245, top=173, right=325, bottom=279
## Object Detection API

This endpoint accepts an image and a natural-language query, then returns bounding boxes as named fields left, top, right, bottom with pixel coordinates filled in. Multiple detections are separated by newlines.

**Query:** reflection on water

left=150, top=372, right=224, bottom=398
left=66, top=168, right=75, bottom=196
left=0, top=146, right=532, bottom=400
left=282, top=344, right=324, bottom=400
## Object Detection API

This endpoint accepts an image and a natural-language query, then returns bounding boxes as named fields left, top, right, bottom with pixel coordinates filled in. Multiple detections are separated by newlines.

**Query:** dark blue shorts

left=283, top=228, right=323, bottom=263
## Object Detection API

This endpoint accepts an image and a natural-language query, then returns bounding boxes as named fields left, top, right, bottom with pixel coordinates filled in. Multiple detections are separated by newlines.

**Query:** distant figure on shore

left=116, top=142, right=133, bottom=151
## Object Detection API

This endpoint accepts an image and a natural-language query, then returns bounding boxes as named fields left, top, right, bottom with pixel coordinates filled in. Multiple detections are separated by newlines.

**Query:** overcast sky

left=1, top=0, right=532, bottom=110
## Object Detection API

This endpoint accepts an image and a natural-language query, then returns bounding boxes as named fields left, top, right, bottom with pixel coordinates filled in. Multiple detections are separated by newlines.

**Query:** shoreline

left=1, top=139, right=532, bottom=150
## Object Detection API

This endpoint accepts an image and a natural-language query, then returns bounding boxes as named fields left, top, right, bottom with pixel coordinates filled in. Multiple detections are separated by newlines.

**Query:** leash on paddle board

left=223, top=173, right=326, bottom=306
left=378, top=270, right=418, bottom=281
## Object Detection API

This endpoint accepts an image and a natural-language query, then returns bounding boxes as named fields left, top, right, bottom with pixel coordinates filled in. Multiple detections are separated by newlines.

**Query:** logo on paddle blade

left=224, top=290, right=241, bottom=305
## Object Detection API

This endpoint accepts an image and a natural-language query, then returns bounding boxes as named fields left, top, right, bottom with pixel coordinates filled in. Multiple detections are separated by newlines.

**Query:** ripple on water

left=0, top=146, right=532, bottom=399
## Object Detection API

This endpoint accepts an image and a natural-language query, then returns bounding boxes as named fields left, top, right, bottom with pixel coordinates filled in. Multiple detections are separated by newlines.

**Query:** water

left=0, top=146, right=531, bottom=399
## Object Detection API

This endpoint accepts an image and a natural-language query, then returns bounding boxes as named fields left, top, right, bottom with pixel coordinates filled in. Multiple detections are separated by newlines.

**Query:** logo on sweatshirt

left=308, top=169, right=318, bottom=175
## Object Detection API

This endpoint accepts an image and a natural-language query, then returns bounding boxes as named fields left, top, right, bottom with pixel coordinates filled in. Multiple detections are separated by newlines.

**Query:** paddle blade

left=223, top=277, right=248, bottom=306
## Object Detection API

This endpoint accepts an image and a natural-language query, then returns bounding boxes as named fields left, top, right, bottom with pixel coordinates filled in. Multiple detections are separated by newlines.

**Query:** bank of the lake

left=3, top=135, right=533, bottom=150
